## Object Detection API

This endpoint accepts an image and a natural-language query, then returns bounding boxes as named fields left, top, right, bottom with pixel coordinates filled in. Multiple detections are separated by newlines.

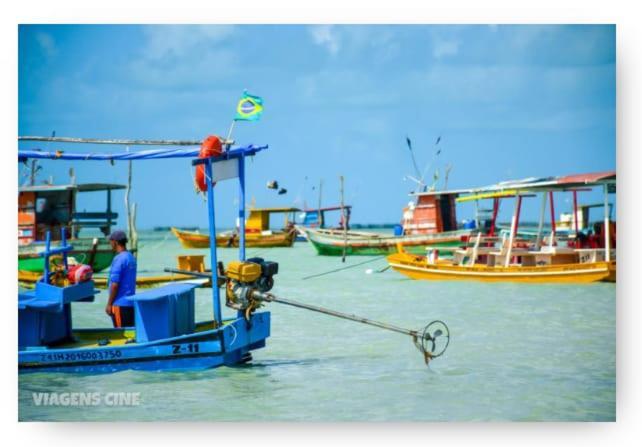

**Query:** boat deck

left=55, top=321, right=219, bottom=350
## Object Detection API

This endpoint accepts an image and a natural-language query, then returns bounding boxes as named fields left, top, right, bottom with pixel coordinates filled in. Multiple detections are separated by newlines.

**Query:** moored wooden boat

left=293, top=185, right=471, bottom=257
left=216, top=230, right=296, bottom=248
left=172, top=207, right=298, bottom=248
left=171, top=227, right=210, bottom=248
left=302, top=227, right=472, bottom=256
left=387, top=171, right=617, bottom=284
left=18, top=183, right=128, bottom=272
left=19, top=242, right=115, bottom=273
left=387, top=251, right=615, bottom=283
left=294, top=205, right=352, bottom=242
left=172, top=226, right=296, bottom=248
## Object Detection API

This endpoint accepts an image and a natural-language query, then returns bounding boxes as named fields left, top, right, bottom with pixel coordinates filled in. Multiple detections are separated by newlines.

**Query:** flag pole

left=225, top=120, right=236, bottom=150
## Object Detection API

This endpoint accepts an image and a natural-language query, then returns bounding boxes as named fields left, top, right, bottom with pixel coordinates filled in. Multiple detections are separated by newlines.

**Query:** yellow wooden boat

left=172, top=207, right=299, bottom=249
left=216, top=230, right=296, bottom=248
left=171, top=227, right=210, bottom=248
left=387, top=171, right=617, bottom=284
left=387, top=251, right=615, bottom=283
left=172, top=227, right=296, bottom=248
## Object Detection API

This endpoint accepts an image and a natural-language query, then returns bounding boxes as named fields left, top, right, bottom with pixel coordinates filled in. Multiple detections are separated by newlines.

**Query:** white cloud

left=432, top=40, right=460, bottom=59
left=142, top=25, right=235, bottom=61
left=35, top=32, right=57, bottom=58
left=307, top=26, right=401, bottom=60
left=309, top=25, right=340, bottom=55
left=129, top=25, right=238, bottom=87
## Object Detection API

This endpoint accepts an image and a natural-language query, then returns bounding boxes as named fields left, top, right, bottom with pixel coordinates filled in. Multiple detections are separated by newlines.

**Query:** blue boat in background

left=18, top=141, right=273, bottom=373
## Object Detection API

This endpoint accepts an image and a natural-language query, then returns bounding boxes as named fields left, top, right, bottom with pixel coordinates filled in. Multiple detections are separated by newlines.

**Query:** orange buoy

left=195, top=135, right=223, bottom=192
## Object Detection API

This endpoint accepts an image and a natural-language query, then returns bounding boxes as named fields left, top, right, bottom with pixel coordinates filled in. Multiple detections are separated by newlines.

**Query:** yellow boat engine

left=224, top=257, right=278, bottom=319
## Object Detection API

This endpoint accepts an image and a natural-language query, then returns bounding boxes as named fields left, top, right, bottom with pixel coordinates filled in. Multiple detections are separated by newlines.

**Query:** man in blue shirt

left=105, top=230, right=137, bottom=327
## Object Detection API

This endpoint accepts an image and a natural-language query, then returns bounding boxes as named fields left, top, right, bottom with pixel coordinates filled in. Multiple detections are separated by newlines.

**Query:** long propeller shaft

left=251, top=290, right=420, bottom=338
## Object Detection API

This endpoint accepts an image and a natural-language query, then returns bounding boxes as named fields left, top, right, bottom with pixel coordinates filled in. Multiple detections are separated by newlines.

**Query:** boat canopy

left=249, top=207, right=301, bottom=213
left=17, top=144, right=267, bottom=162
left=456, top=190, right=536, bottom=203
left=457, top=171, right=616, bottom=198
left=19, top=183, right=126, bottom=193
left=247, top=207, right=300, bottom=231
left=410, top=188, right=475, bottom=197
left=303, top=205, right=352, bottom=213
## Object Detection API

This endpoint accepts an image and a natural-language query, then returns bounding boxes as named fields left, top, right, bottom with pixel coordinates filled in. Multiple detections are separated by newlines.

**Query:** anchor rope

left=302, top=256, right=387, bottom=280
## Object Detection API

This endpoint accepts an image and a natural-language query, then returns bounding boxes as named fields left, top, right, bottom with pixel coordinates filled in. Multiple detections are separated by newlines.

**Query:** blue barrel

left=393, top=224, right=403, bottom=236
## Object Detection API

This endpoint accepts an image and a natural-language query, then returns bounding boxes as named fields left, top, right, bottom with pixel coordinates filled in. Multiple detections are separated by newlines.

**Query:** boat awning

left=19, top=184, right=76, bottom=193
left=411, top=188, right=475, bottom=197
left=76, top=183, right=127, bottom=192
left=303, top=206, right=352, bottom=213
left=556, top=171, right=616, bottom=185
left=17, top=144, right=268, bottom=162
left=19, top=183, right=126, bottom=193
left=456, top=190, right=536, bottom=203
left=249, top=207, right=301, bottom=213
left=456, top=170, right=616, bottom=199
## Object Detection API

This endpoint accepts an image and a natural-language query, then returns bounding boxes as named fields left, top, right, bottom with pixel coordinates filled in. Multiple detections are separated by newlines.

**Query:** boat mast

left=535, top=191, right=547, bottom=250
left=29, top=160, right=39, bottom=186
left=340, top=175, right=347, bottom=263
left=318, top=179, right=323, bottom=228
left=604, top=184, right=610, bottom=262
left=239, top=156, right=246, bottom=261
left=204, top=158, right=223, bottom=327
left=549, top=191, right=556, bottom=246
left=504, top=194, right=522, bottom=267
left=572, top=189, right=579, bottom=236
left=489, top=198, right=500, bottom=237
left=125, top=149, right=138, bottom=252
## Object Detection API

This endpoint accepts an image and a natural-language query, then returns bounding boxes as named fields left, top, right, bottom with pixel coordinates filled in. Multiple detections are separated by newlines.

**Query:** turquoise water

left=18, top=230, right=616, bottom=421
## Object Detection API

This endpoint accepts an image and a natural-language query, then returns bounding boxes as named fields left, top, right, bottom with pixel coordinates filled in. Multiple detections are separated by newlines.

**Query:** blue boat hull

left=19, top=312, right=270, bottom=374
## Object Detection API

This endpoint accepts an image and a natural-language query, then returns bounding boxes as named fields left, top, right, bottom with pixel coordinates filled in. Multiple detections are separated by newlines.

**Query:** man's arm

left=105, top=282, right=119, bottom=315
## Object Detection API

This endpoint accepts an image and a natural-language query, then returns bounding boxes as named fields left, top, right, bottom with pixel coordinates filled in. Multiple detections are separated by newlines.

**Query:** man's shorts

left=111, top=305, right=135, bottom=328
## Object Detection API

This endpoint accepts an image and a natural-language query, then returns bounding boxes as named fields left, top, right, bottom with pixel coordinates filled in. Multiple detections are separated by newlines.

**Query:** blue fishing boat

left=18, top=137, right=450, bottom=374
left=18, top=142, right=273, bottom=373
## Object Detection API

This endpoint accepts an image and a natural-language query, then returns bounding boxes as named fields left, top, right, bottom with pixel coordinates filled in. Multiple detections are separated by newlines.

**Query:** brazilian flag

left=234, top=91, right=264, bottom=121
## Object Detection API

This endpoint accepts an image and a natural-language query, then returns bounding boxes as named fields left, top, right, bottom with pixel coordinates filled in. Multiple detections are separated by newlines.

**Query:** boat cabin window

left=439, top=195, right=457, bottom=231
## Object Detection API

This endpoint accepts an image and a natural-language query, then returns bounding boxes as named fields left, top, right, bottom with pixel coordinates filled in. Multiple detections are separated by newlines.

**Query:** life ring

left=195, top=135, right=223, bottom=192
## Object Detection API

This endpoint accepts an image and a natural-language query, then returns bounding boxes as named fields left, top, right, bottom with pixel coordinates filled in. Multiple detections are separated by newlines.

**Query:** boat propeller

left=414, top=320, right=450, bottom=364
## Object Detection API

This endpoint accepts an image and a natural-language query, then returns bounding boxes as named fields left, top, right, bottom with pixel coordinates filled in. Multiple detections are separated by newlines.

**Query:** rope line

left=302, top=256, right=387, bottom=280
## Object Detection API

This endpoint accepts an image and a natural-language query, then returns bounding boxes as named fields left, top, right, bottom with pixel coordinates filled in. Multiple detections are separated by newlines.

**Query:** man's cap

left=109, top=230, right=128, bottom=243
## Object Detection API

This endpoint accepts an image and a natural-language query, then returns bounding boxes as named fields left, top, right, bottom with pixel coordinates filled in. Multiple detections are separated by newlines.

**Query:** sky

left=18, top=25, right=616, bottom=229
